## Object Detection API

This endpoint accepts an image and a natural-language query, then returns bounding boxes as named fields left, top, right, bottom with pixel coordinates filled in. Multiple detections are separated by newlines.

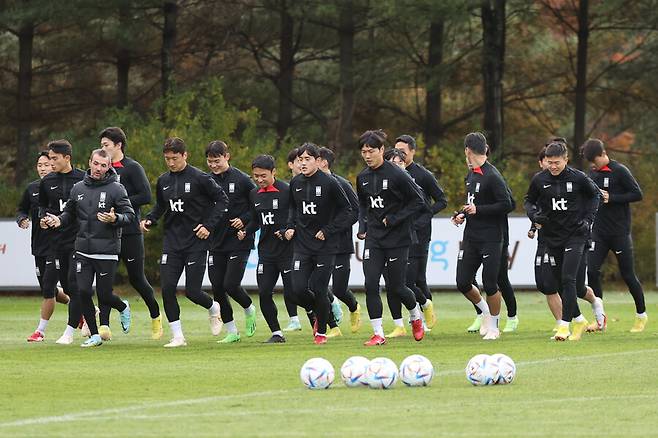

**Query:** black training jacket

left=287, top=169, right=352, bottom=255
left=356, top=160, right=427, bottom=249
left=246, top=179, right=292, bottom=262
left=588, top=160, right=642, bottom=237
left=112, top=156, right=151, bottom=236
left=146, top=164, right=229, bottom=253
left=209, top=166, right=256, bottom=253
left=525, top=166, right=600, bottom=248
left=59, top=168, right=135, bottom=255
left=16, top=179, right=49, bottom=257
left=333, top=173, right=359, bottom=255
left=406, top=162, right=448, bottom=242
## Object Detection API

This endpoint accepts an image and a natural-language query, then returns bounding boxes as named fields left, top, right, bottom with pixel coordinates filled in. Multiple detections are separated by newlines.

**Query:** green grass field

left=1, top=291, right=657, bottom=437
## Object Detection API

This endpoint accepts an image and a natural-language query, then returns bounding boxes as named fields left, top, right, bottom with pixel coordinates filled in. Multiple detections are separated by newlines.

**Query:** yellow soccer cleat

left=552, top=325, right=570, bottom=341
left=386, top=326, right=407, bottom=338
left=423, top=301, right=437, bottom=329
left=151, top=315, right=164, bottom=340
left=326, top=327, right=343, bottom=338
left=630, top=315, right=648, bottom=333
left=568, top=319, right=589, bottom=341
left=99, top=325, right=112, bottom=341
left=350, top=303, right=362, bottom=333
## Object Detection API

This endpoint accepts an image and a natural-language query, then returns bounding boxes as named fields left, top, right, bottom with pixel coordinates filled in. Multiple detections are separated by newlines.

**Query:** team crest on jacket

left=382, top=179, right=388, bottom=190
left=185, top=183, right=191, bottom=193
left=603, top=177, right=609, bottom=188
left=229, top=183, right=235, bottom=193
left=566, top=182, right=573, bottom=192
left=272, top=199, right=278, bottom=209
left=315, top=186, right=322, bottom=196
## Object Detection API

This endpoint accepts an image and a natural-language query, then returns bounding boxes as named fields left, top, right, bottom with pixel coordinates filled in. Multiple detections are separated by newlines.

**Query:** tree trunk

left=336, top=0, right=355, bottom=153
left=573, top=0, right=589, bottom=161
left=161, top=0, right=178, bottom=119
left=424, top=18, right=444, bottom=155
left=116, top=3, right=131, bottom=108
left=276, top=0, right=294, bottom=144
left=481, top=0, right=506, bottom=156
left=15, top=21, right=34, bottom=185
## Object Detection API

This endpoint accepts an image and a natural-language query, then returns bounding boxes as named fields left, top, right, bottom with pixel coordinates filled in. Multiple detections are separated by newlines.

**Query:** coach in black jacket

left=44, top=149, right=134, bottom=347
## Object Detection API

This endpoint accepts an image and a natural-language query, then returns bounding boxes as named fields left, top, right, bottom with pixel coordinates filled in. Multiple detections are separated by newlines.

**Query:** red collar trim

left=598, top=165, right=612, bottom=172
left=258, top=184, right=279, bottom=193
left=112, top=161, right=124, bottom=168
left=472, top=167, right=483, bottom=175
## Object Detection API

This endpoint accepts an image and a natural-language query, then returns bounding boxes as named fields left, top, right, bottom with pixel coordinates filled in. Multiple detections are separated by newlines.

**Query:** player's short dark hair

left=318, top=147, right=335, bottom=168
left=358, top=129, right=387, bottom=149
left=537, top=147, right=546, bottom=162
left=90, top=148, right=111, bottom=162
left=544, top=141, right=568, bottom=158
left=99, top=127, right=127, bottom=152
left=384, top=148, right=406, bottom=162
left=464, top=132, right=488, bottom=155
left=395, top=134, right=416, bottom=150
left=163, top=137, right=186, bottom=154
left=37, top=150, right=50, bottom=160
left=252, top=154, right=276, bottom=171
left=206, top=140, right=229, bottom=157
left=297, top=142, right=320, bottom=158
left=287, top=147, right=299, bottom=164
left=546, top=137, right=567, bottom=146
left=47, top=140, right=73, bottom=157
left=581, top=138, right=605, bottom=162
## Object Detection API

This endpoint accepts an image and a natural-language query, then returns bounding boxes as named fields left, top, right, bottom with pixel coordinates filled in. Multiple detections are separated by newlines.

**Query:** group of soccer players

left=15, top=126, right=648, bottom=347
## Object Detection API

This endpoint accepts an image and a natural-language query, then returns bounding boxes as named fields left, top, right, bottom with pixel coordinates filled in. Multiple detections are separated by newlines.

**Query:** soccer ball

left=490, top=353, right=516, bottom=384
left=340, top=356, right=370, bottom=387
left=300, top=358, right=335, bottom=390
left=366, top=357, right=398, bottom=389
left=399, top=354, right=434, bottom=387
left=465, top=354, right=495, bottom=386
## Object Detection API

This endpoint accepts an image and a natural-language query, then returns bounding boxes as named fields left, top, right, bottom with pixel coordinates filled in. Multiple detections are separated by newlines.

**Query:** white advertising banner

left=0, top=217, right=539, bottom=290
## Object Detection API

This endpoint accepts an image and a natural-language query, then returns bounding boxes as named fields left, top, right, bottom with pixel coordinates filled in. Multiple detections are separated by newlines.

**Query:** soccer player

left=524, top=141, right=600, bottom=341
left=285, top=143, right=353, bottom=344
left=205, top=140, right=258, bottom=344
left=43, top=149, right=135, bottom=347
left=100, top=127, right=163, bottom=340
left=452, top=132, right=512, bottom=340
left=394, top=135, right=446, bottom=329
left=281, top=147, right=302, bottom=332
left=356, top=130, right=426, bottom=346
left=243, top=155, right=294, bottom=343
left=582, top=138, right=646, bottom=332
left=141, top=137, right=226, bottom=347
left=18, top=151, right=70, bottom=342
left=317, top=146, right=362, bottom=336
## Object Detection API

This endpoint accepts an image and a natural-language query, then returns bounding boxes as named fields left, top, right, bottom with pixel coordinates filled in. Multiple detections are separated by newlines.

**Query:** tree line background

left=1, top=0, right=657, bottom=286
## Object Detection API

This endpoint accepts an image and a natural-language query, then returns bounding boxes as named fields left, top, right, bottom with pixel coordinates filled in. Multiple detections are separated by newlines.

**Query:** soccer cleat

left=81, top=334, right=103, bottom=348
left=552, top=324, right=559, bottom=332
left=503, top=317, right=519, bottom=333
left=483, top=327, right=500, bottom=340
left=55, top=334, right=74, bottom=345
left=151, top=315, right=163, bottom=340
left=586, top=314, right=607, bottom=332
left=330, top=301, right=343, bottom=327
left=245, top=311, right=257, bottom=337
left=283, top=319, right=302, bottom=332
left=326, top=327, right=342, bottom=338
left=209, top=314, right=223, bottom=336
left=411, top=319, right=425, bottom=341
left=423, top=301, right=437, bottom=329
left=27, top=331, right=44, bottom=342
left=264, top=334, right=286, bottom=343
left=630, top=315, right=648, bottom=333
left=364, top=334, right=386, bottom=346
left=98, top=325, right=112, bottom=341
left=218, top=333, right=241, bottom=344
left=312, top=318, right=319, bottom=336
left=479, top=314, right=491, bottom=336
left=467, top=316, right=482, bottom=333
left=350, top=304, right=362, bottom=333
left=314, top=334, right=328, bottom=345
left=80, top=320, right=91, bottom=338
left=386, top=326, right=407, bottom=338
left=119, top=300, right=131, bottom=334
left=569, top=319, right=589, bottom=341
left=164, top=337, right=187, bottom=348
left=552, top=325, right=570, bottom=341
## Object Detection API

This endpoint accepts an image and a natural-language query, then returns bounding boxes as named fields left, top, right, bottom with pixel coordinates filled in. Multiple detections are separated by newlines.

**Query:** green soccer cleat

left=120, top=300, right=131, bottom=334
left=218, top=333, right=241, bottom=344
left=503, top=317, right=519, bottom=333
left=81, top=334, right=103, bottom=348
left=466, top=316, right=482, bottom=333
left=331, top=300, right=343, bottom=326
left=245, top=312, right=257, bottom=337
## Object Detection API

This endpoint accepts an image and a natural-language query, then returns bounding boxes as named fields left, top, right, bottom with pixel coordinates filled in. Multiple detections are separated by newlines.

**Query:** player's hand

left=18, top=218, right=30, bottom=229
left=229, top=218, right=244, bottom=229
left=285, top=229, right=295, bottom=240
left=97, top=207, right=116, bottom=223
left=140, top=219, right=152, bottom=233
left=600, top=189, right=609, bottom=204
left=315, top=230, right=325, bottom=241
left=44, top=213, right=61, bottom=228
left=357, top=232, right=366, bottom=240
left=451, top=213, right=465, bottom=226
left=194, top=224, right=210, bottom=239
left=462, top=204, right=476, bottom=215
left=527, top=229, right=535, bottom=239
left=237, top=230, right=246, bottom=240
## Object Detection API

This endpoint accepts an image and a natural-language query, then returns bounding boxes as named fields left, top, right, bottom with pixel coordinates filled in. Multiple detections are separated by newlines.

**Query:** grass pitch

left=1, top=291, right=657, bottom=437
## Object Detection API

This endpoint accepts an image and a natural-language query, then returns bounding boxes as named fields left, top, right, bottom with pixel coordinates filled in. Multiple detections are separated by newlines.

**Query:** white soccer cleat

left=482, top=328, right=500, bottom=340
left=164, top=337, right=187, bottom=348
left=480, top=314, right=491, bottom=336
left=55, top=334, right=74, bottom=345
left=80, top=321, right=91, bottom=338
left=209, top=315, right=223, bottom=336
